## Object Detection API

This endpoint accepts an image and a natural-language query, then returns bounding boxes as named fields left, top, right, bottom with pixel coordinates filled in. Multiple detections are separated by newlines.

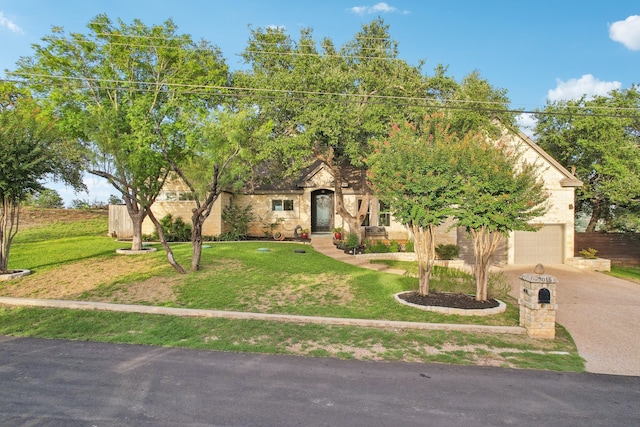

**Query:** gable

left=497, top=122, right=582, bottom=189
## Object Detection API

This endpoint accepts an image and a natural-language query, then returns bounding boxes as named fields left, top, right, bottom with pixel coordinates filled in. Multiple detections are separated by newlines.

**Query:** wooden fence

left=108, top=205, right=133, bottom=239
left=575, top=232, right=640, bottom=266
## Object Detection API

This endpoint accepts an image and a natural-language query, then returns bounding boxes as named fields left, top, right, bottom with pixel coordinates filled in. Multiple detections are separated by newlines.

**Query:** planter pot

left=334, top=232, right=342, bottom=240
left=300, top=233, right=309, bottom=240
left=566, top=257, right=611, bottom=271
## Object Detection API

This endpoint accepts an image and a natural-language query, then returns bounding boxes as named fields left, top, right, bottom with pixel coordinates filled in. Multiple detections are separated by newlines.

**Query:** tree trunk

left=190, top=207, right=206, bottom=272
left=123, top=201, right=147, bottom=251
left=0, top=197, right=20, bottom=274
left=585, top=198, right=603, bottom=233
left=411, top=223, right=435, bottom=296
left=147, top=209, right=186, bottom=274
left=470, top=226, right=503, bottom=301
left=331, top=164, right=370, bottom=237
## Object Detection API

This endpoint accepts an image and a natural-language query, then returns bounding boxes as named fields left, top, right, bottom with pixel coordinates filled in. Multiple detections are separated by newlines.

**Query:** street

left=1, top=336, right=639, bottom=426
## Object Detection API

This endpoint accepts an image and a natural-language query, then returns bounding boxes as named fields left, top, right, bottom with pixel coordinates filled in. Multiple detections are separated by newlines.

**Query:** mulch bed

left=398, top=291, right=500, bottom=310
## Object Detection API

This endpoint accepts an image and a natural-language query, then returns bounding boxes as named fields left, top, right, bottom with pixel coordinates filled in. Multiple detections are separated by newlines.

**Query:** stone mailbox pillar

left=519, top=268, right=558, bottom=339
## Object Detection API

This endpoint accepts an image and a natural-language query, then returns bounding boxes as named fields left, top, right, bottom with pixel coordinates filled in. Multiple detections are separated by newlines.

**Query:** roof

left=245, top=159, right=367, bottom=194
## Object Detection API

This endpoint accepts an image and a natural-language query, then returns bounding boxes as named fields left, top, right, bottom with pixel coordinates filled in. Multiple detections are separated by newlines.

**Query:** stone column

left=519, top=270, right=558, bottom=339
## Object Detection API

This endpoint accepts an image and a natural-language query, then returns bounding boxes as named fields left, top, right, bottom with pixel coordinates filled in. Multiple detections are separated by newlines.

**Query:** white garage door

left=514, top=225, right=564, bottom=265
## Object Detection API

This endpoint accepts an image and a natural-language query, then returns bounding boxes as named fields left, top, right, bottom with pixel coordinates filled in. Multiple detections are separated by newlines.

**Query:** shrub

left=216, top=231, right=246, bottom=241
left=154, top=214, right=192, bottom=242
left=404, top=240, right=414, bottom=252
left=222, top=200, right=254, bottom=239
left=389, top=240, right=400, bottom=253
left=579, top=248, right=598, bottom=259
left=366, top=240, right=390, bottom=253
left=435, top=244, right=459, bottom=260
left=346, top=232, right=360, bottom=251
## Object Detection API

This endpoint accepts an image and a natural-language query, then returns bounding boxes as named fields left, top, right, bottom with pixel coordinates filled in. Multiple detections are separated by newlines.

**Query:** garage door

left=514, top=225, right=564, bottom=264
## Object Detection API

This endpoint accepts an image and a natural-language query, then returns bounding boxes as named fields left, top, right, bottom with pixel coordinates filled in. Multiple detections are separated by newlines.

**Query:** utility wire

left=2, top=75, right=639, bottom=119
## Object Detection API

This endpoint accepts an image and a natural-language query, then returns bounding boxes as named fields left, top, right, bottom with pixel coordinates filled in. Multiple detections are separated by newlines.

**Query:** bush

left=366, top=240, right=390, bottom=253
left=222, top=200, right=254, bottom=239
left=404, top=240, right=414, bottom=252
left=154, top=214, right=191, bottom=242
left=389, top=240, right=400, bottom=253
left=435, top=244, right=459, bottom=260
left=216, top=231, right=246, bottom=241
left=579, top=248, right=598, bottom=259
left=346, top=232, right=360, bottom=250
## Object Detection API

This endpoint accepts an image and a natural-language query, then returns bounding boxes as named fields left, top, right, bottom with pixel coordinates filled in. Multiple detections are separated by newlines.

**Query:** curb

left=0, top=297, right=525, bottom=335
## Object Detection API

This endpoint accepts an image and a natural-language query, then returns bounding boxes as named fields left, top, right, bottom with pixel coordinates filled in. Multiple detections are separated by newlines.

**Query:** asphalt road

left=1, top=336, right=639, bottom=426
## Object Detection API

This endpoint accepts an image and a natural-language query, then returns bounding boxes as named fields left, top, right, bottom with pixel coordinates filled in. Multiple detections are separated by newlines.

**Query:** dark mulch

left=399, top=291, right=500, bottom=310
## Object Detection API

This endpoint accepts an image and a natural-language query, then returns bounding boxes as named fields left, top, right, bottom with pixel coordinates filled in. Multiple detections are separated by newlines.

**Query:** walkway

left=310, top=234, right=408, bottom=275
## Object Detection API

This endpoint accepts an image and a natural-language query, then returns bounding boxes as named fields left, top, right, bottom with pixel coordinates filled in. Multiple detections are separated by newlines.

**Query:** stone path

left=310, top=234, right=408, bottom=275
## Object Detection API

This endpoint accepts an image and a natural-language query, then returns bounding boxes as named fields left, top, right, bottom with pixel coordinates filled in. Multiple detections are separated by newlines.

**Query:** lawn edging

left=0, top=297, right=526, bottom=335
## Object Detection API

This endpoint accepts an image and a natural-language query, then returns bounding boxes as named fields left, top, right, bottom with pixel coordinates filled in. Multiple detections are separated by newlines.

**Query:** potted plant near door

left=300, top=229, right=309, bottom=240
left=332, top=227, right=343, bottom=240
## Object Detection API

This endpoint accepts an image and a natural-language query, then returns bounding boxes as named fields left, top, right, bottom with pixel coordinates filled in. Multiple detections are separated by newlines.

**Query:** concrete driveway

left=501, top=264, right=640, bottom=376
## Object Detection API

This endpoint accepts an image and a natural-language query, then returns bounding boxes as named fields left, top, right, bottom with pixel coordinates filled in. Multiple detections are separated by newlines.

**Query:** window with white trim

left=272, top=199, right=294, bottom=211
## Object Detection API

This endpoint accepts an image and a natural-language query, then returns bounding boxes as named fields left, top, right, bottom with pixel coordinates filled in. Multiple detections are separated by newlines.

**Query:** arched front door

left=311, top=190, right=333, bottom=233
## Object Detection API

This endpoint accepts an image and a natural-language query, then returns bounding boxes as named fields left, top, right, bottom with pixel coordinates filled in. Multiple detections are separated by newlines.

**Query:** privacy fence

left=575, top=232, right=640, bottom=266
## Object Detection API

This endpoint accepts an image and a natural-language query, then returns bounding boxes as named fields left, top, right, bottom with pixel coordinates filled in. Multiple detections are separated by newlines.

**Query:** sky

left=1, top=0, right=639, bottom=205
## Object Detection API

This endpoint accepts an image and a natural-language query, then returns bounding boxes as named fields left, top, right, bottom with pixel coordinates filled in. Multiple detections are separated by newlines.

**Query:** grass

left=0, top=212, right=584, bottom=372
left=0, top=306, right=583, bottom=371
left=607, top=265, right=640, bottom=284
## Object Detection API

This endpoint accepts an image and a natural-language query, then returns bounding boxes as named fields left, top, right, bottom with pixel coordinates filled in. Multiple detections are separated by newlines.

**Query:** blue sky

left=1, top=1, right=639, bottom=204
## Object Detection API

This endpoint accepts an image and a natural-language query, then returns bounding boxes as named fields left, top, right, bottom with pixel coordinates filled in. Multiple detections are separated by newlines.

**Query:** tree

left=24, top=188, right=65, bottom=209
left=453, top=129, right=549, bottom=301
left=368, top=114, right=461, bottom=295
left=235, top=19, right=428, bottom=235
left=534, top=88, right=640, bottom=232
left=167, top=107, right=271, bottom=271
left=0, top=82, right=84, bottom=273
left=14, top=14, right=228, bottom=272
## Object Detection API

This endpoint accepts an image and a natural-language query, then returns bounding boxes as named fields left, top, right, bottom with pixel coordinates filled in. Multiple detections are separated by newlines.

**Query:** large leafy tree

left=368, top=114, right=461, bottom=295
left=13, top=14, right=228, bottom=272
left=0, top=82, right=84, bottom=273
left=234, top=19, right=428, bottom=234
left=454, top=130, right=549, bottom=301
left=534, top=88, right=640, bottom=232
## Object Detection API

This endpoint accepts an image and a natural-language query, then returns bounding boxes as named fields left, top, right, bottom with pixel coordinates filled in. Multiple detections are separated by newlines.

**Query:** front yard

left=0, top=210, right=584, bottom=371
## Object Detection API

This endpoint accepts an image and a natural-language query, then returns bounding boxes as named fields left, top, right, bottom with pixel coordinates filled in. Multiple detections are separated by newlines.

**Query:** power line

left=2, top=75, right=639, bottom=119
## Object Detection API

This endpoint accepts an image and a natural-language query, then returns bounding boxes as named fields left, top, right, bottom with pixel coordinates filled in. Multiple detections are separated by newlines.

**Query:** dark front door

left=311, top=190, right=333, bottom=233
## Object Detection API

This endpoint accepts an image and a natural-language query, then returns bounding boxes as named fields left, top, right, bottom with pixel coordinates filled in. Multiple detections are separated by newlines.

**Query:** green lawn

left=608, top=265, right=640, bottom=284
left=0, top=213, right=584, bottom=371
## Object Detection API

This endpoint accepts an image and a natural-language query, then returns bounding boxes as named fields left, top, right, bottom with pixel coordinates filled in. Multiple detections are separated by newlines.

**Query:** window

left=357, top=199, right=370, bottom=226
left=378, top=200, right=391, bottom=226
left=272, top=199, right=294, bottom=211
left=158, top=191, right=195, bottom=202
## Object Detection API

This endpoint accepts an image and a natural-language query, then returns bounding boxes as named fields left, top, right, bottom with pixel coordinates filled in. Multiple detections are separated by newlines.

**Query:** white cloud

left=516, top=113, right=537, bottom=138
left=0, top=11, right=23, bottom=34
left=609, top=15, right=640, bottom=50
left=547, top=74, right=621, bottom=101
left=349, top=2, right=409, bottom=15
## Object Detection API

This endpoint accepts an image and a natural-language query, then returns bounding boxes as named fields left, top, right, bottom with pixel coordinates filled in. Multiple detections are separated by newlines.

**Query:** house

left=110, top=124, right=582, bottom=265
